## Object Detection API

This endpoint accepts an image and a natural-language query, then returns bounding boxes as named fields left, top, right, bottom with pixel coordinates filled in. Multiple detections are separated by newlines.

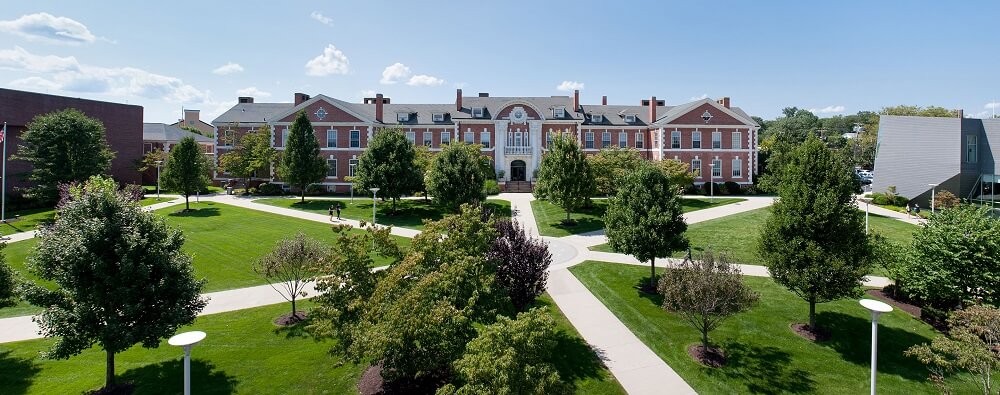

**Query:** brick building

left=171, top=109, right=214, bottom=137
left=142, top=123, right=215, bottom=184
left=0, top=88, right=143, bottom=189
left=212, top=90, right=759, bottom=192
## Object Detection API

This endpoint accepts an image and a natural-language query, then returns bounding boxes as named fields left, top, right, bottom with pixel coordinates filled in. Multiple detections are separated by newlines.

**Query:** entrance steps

left=504, top=181, right=534, bottom=193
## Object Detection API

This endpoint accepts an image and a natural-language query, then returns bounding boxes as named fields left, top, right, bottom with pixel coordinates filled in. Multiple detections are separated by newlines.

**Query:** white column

left=495, top=120, right=509, bottom=181
left=529, top=120, right=542, bottom=181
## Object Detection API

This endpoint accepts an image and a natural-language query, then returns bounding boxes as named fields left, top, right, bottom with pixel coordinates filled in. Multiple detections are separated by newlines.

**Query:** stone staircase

left=504, top=181, right=533, bottom=193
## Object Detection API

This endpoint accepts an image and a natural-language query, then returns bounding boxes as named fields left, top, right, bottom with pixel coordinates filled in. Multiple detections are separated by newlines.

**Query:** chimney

left=294, top=93, right=310, bottom=106
left=456, top=89, right=463, bottom=111
left=601, top=95, right=607, bottom=105
left=649, top=96, right=657, bottom=122
left=184, top=109, right=200, bottom=124
left=717, top=97, right=731, bottom=108
left=375, top=93, right=384, bottom=123
left=238, top=96, right=254, bottom=104
left=957, top=109, right=964, bottom=118
left=573, top=90, right=580, bottom=111
left=478, top=92, right=489, bottom=97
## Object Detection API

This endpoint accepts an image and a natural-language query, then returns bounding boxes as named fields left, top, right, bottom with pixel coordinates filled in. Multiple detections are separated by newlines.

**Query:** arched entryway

left=510, top=160, right=526, bottom=181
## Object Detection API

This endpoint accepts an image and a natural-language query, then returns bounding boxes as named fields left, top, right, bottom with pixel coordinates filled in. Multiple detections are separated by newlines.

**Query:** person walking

left=335, top=203, right=342, bottom=220
left=328, top=205, right=335, bottom=222
left=914, top=203, right=921, bottom=217
left=905, top=203, right=912, bottom=219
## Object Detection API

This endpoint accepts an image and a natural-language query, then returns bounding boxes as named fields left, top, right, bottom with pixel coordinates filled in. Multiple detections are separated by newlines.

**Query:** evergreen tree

left=277, top=111, right=328, bottom=202
left=534, top=132, right=593, bottom=223
left=161, top=136, right=211, bottom=210
left=355, top=127, right=422, bottom=212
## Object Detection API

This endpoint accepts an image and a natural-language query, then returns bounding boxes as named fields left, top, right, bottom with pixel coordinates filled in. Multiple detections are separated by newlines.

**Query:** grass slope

left=535, top=294, right=626, bottom=394
left=532, top=198, right=745, bottom=237
left=568, top=261, right=973, bottom=394
left=254, top=198, right=512, bottom=230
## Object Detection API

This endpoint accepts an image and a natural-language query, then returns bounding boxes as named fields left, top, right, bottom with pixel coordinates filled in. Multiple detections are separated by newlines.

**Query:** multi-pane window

left=143, top=143, right=153, bottom=153
left=472, top=107, right=484, bottom=118
left=692, top=159, right=702, bottom=178
left=281, top=129, right=289, bottom=147
left=326, top=130, right=338, bottom=148
left=671, top=131, right=681, bottom=149
left=480, top=131, right=491, bottom=148
left=712, top=131, right=722, bottom=149
left=712, top=159, right=722, bottom=178
left=441, top=131, right=451, bottom=145
left=585, top=132, right=595, bottom=149
left=732, top=131, right=742, bottom=149
left=349, top=159, right=359, bottom=177
left=349, top=130, right=361, bottom=148
left=223, top=130, right=234, bottom=146
left=602, top=131, right=612, bottom=148
left=732, top=158, right=743, bottom=178
left=327, top=159, right=337, bottom=177
left=553, top=107, right=565, bottom=118
left=692, top=131, right=702, bottom=149
left=465, top=130, right=475, bottom=144
left=405, top=131, right=416, bottom=145
left=618, top=132, right=627, bottom=148
left=423, top=132, right=432, bottom=146
left=546, top=131, right=553, bottom=147
left=635, top=133, right=644, bottom=149
left=432, top=113, right=445, bottom=122
left=967, top=135, right=978, bottom=163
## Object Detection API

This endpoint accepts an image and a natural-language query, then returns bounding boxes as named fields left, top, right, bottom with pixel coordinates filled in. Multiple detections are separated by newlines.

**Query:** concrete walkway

left=857, top=199, right=926, bottom=226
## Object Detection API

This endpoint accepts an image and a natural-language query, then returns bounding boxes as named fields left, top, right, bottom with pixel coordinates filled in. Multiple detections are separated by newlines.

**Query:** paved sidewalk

left=857, top=199, right=926, bottom=226
left=0, top=196, right=188, bottom=244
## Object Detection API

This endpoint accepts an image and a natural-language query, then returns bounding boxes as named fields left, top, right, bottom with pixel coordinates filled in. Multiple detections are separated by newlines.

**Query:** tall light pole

left=155, top=160, right=164, bottom=199
left=708, top=163, right=715, bottom=202
left=860, top=299, right=893, bottom=395
left=928, top=183, right=938, bottom=214
left=861, top=197, right=872, bottom=234
left=369, top=187, right=380, bottom=225
left=168, top=331, right=206, bottom=395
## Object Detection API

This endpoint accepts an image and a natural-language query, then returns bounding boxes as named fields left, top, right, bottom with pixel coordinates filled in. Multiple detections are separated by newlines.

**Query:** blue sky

left=1, top=1, right=998, bottom=123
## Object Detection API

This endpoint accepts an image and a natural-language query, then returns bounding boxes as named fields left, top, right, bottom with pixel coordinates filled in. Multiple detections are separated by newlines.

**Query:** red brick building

left=0, top=88, right=143, bottom=189
left=212, top=90, right=759, bottom=192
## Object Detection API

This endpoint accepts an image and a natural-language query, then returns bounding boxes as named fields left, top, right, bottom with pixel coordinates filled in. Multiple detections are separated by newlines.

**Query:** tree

left=655, top=159, right=694, bottom=193
left=534, top=133, right=593, bottom=223
left=414, top=144, right=434, bottom=201
left=217, top=125, right=276, bottom=189
left=277, top=111, right=328, bottom=202
left=906, top=305, right=1000, bottom=394
left=896, top=204, right=1000, bottom=310
left=934, top=190, right=961, bottom=210
left=135, top=148, right=167, bottom=173
left=604, top=164, right=688, bottom=290
left=355, top=127, right=423, bottom=212
left=161, top=136, right=211, bottom=210
left=253, top=232, right=323, bottom=322
left=487, top=219, right=551, bottom=311
left=438, top=308, right=571, bottom=395
left=588, top=147, right=644, bottom=196
left=757, top=108, right=821, bottom=192
left=757, top=136, right=873, bottom=333
left=24, top=176, right=206, bottom=391
left=658, top=250, right=758, bottom=356
left=427, top=142, right=489, bottom=211
left=0, top=249, right=17, bottom=309
left=13, top=109, right=115, bottom=202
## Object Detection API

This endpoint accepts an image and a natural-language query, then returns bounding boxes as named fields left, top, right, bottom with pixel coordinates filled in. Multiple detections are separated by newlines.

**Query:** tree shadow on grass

left=551, top=217, right=605, bottom=234
left=816, top=311, right=932, bottom=381
left=273, top=316, right=313, bottom=340
left=549, top=331, right=612, bottom=391
left=635, top=276, right=665, bottom=305
left=166, top=207, right=221, bottom=218
left=0, top=349, right=42, bottom=395
left=708, top=341, right=816, bottom=394
left=119, top=359, right=238, bottom=395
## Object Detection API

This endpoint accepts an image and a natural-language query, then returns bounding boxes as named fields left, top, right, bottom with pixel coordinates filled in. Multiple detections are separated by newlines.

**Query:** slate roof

left=212, top=102, right=293, bottom=124
left=143, top=123, right=214, bottom=143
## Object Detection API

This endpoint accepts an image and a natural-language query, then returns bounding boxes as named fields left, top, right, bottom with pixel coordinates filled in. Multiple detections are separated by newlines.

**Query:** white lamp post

left=928, top=183, right=938, bottom=214
left=369, top=187, right=380, bottom=225
left=859, top=299, right=893, bottom=395
left=861, top=197, right=872, bottom=234
left=168, top=330, right=206, bottom=395
left=155, top=160, right=164, bottom=199
left=708, top=163, right=715, bottom=202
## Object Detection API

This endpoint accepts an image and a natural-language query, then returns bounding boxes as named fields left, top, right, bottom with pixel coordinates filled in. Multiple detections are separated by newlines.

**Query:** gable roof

left=212, top=102, right=293, bottom=125
left=653, top=98, right=758, bottom=126
left=267, top=94, right=373, bottom=123
left=143, top=123, right=214, bottom=143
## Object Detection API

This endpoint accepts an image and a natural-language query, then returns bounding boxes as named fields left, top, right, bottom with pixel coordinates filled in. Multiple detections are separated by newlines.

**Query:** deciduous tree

left=355, top=127, right=422, bottom=212
left=161, top=136, right=211, bottom=210
left=0, top=249, right=17, bottom=309
left=253, top=232, right=323, bottom=322
left=487, top=219, right=551, bottom=311
left=277, top=111, right=328, bottom=202
left=25, top=176, right=206, bottom=392
left=655, top=159, right=695, bottom=193
left=588, top=147, right=644, bottom=196
left=534, top=133, right=593, bottom=223
left=427, top=142, right=489, bottom=212
left=218, top=125, right=275, bottom=189
left=906, top=305, right=1000, bottom=394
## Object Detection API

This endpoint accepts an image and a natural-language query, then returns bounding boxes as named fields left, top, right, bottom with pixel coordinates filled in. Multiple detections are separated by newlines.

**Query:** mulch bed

left=791, top=323, right=831, bottom=342
left=687, top=345, right=726, bottom=368
left=86, top=383, right=135, bottom=395
left=273, top=311, right=308, bottom=326
left=866, top=288, right=922, bottom=318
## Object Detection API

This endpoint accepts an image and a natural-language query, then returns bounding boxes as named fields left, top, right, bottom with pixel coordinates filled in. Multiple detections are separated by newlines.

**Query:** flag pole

left=2, top=122, right=7, bottom=224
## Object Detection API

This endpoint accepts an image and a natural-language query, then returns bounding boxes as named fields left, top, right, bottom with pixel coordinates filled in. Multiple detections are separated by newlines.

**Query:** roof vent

left=478, top=92, right=489, bottom=97
left=238, top=96, right=254, bottom=104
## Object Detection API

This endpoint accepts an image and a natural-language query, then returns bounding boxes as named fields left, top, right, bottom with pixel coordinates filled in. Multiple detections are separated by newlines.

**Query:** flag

left=0, top=122, right=5, bottom=143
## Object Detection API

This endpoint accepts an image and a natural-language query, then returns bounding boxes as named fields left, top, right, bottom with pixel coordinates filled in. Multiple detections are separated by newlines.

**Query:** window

left=585, top=132, right=595, bottom=149
left=405, top=131, right=416, bottom=145
left=671, top=131, right=681, bottom=149
left=432, top=113, right=445, bottom=122
left=618, top=132, right=627, bottom=148
left=327, top=159, right=337, bottom=177
left=281, top=129, right=289, bottom=147
left=553, top=107, right=565, bottom=118
left=712, top=131, right=722, bottom=149
left=732, top=158, right=743, bottom=178
left=143, top=143, right=153, bottom=153
left=692, top=159, right=702, bottom=178
left=692, top=131, right=702, bottom=149
left=480, top=131, right=491, bottom=148
left=514, top=131, right=523, bottom=146
left=591, top=114, right=603, bottom=123
left=546, top=131, right=553, bottom=147
left=472, top=107, right=484, bottom=118
left=600, top=131, right=611, bottom=148
left=441, top=131, right=451, bottom=145
left=712, top=159, right=722, bottom=178
left=349, top=159, right=359, bottom=177
left=397, top=113, right=410, bottom=122
left=223, top=130, right=234, bottom=146
left=635, top=133, right=644, bottom=149
left=326, top=130, right=338, bottom=148
left=464, top=130, right=474, bottom=144
left=423, top=132, right=432, bottom=146
left=967, top=135, right=978, bottom=163
left=624, top=114, right=636, bottom=123
left=732, top=131, right=742, bottom=150
left=349, top=130, right=361, bottom=148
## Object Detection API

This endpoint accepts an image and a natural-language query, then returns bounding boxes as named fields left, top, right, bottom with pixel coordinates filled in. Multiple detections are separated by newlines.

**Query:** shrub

left=305, top=183, right=325, bottom=196
left=483, top=179, right=500, bottom=196
left=724, top=182, right=742, bottom=195
left=934, top=190, right=960, bottom=209
left=257, top=182, right=284, bottom=196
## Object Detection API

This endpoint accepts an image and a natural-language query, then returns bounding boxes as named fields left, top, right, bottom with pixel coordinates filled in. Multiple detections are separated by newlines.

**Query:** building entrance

left=510, top=160, right=526, bottom=181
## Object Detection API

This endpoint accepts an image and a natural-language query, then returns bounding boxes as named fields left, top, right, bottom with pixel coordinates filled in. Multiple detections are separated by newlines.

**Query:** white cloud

left=212, top=62, right=243, bottom=75
left=380, top=62, right=411, bottom=84
left=236, top=87, right=271, bottom=98
left=360, top=89, right=376, bottom=99
left=0, top=12, right=99, bottom=44
left=310, top=11, right=333, bottom=26
left=808, top=105, right=846, bottom=114
left=556, top=81, right=584, bottom=91
left=453, top=82, right=467, bottom=89
left=407, top=74, right=445, bottom=86
left=984, top=102, right=1000, bottom=110
left=690, top=93, right=709, bottom=101
left=305, top=44, right=349, bottom=76
left=0, top=46, right=80, bottom=73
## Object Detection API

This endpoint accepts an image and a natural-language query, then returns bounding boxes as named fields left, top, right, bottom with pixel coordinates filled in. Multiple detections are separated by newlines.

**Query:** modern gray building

left=873, top=115, right=998, bottom=205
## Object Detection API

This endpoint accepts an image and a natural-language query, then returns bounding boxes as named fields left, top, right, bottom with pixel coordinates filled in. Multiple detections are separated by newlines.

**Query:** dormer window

left=624, top=114, right=637, bottom=123
left=553, top=107, right=565, bottom=118
left=591, top=114, right=603, bottom=123
left=472, top=107, right=485, bottom=118
left=397, top=113, right=410, bottom=122
left=432, top=113, right=445, bottom=122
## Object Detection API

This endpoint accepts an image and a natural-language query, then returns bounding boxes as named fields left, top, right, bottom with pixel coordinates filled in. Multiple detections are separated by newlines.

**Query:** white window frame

left=396, top=113, right=410, bottom=122
left=432, top=113, right=445, bottom=122
left=423, top=131, right=433, bottom=146
left=546, top=131, right=553, bottom=147
left=327, top=159, right=338, bottom=178
left=602, top=131, right=612, bottom=148
left=349, top=130, right=361, bottom=148
left=441, top=131, right=451, bottom=145
left=480, top=131, right=491, bottom=148
left=624, top=114, right=637, bottom=123
left=732, top=131, right=742, bottom=150
left=692, top=131, right=702, bottom=149
left=472, top=107, right=484, bottom=118
left=967, top=134, right=978, bottom=163
left=464, top=130, right=475, bottom=144
left=635, top=132, right=644, bottom=149
left=618, top=132, right=627, bottom=148
left=281, top=129, right=289, bottom=147
left=712, top=159, right=722, bottom=178
left=732, top=158, right=743, bottom=178
left=326, top=129, right=338, bottom=148
left=585, top=132, right=595, bottom=149
left=405, top=131, right=416, bottom=145
left=671, top=130, right=681, bottom=149
left=222, top=130, right=235, bottom=147
left=553, top=107, right=565, bottom=118
left=712, top=131, right=722, bottom=149
left=591, top=114, right=603, bottom=123
left=692, top=159, right=702, bottom=178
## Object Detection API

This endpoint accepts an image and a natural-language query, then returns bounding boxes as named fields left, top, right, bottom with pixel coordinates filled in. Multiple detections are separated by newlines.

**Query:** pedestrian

left=914, top=203, right=921, bottom=217
left=905, top=203, right=912, bottom=219
left=336, top=203, right=342, bottom=220
left=328, top=205, right=335, bottom=222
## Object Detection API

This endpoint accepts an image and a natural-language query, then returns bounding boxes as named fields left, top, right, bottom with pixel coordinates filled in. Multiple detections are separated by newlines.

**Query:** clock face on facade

left=510, top=107, right=528, bottom=124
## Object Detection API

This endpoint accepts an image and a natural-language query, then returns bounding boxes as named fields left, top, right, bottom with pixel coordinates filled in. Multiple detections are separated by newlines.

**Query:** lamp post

left=369, top=187, right=380, bottom=225
left=860, top=299, right=893, bottom=395
left=708, top=163, right=715, bottom=202
left=168, top=331, right=206, bottom=395
left=861, top=197, right=872, bottom=234
left=928, top=183, right=938, bottom=214
left=155, top=160, right=164, bottom=199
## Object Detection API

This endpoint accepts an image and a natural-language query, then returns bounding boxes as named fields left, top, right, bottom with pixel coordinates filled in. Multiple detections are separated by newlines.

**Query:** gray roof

left=579, top=104, right=673, bottom=126
left=143, top=123, right=214, bottom=143
left=212, top=102, right=293, bottom=125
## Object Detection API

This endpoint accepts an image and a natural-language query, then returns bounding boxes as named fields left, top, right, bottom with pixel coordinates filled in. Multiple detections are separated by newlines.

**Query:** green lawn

left=535, top=294, right=625, bottom=394
left=532, top=198, right=746, bottom=237
left=139, top=197, right=176, bottom=206
left=590, top=208, right=920, bottom=265
left=143, top=185, right=224, bottom=195
left=0, top=202, right=410, bottom=318
left=254, top=198, right=512, bottom=230
left=0, top=207, right=56, bottom=236
left=569, top=261, right=974, bottom=394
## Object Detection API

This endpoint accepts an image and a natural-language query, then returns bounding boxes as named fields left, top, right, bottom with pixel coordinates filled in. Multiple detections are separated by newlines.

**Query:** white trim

left=267, top=94, right=373, bottom=123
